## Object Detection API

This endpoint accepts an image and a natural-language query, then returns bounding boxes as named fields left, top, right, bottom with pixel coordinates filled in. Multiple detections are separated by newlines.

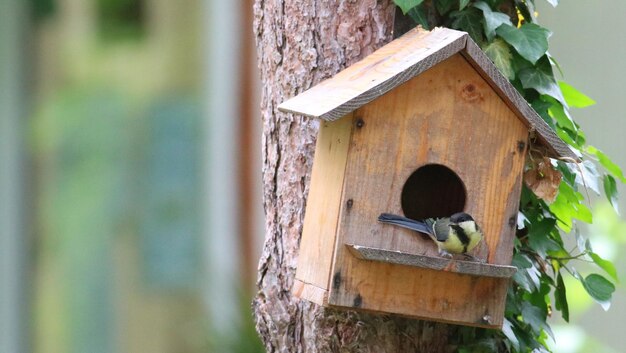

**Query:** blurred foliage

left=31, top=0, right=56, bottom=20
left=32, top=86, right=131, bottom=353
left=97, top=0, right=145, bottom=40
left=205, top=292, right=264, bottom=353
left=137, top=95, right=202, bottom=290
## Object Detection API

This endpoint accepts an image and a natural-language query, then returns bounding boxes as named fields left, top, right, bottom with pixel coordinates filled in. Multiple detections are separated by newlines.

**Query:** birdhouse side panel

left=293, top=114, right=354, bottom=303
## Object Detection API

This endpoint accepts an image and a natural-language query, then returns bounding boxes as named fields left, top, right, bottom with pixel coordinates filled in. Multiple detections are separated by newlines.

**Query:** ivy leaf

left=521, top=302, right=546, bottom=336
left=473, top=2, right=512, bottom=41
left=435, top=0, right=456, bottom=15
left=459, top=0, right=470, bottom=10
left=548, top=100, right=576, bottom=132
left=549, top=54, right=565, bottom=77
left=502, top=319, right=520, bottom=351
left=581, top=273, right=615, bottom=310
left=531, top=98, right=554, bottom=127
left=496, top=23, right=551, bottom=64
left=512, top=253, right=533, bottom=269
left=567, top=159, right=600, bottom=195
left=450, top=8, right=485, bottom=44
left=395, top=0, right=424, bottom=14
left=554, top=272, right=569, bottom=322
left=559, top=81, right=596, bottom=108
left=527, top=218, right=560, bottom=257
left=482, top=39, right=515, bottom=80
left=589, top=252, right=618, bottom=281
left=549, top=183, right=593, bottom=231
left=407, top=5, right=430, bottom=30
left=519, top=56, right=566, bottom=106
left=587, top=145, right=626, bottom=183
left=603, top=174, right=619, bottom=214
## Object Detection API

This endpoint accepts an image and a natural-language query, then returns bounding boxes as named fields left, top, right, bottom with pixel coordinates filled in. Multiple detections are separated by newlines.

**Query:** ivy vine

left=394, top=1, right=620, bottom=352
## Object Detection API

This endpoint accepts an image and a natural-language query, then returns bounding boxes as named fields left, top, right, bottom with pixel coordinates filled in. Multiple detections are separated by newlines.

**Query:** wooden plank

left=462, top=38, right=578, bottom=161
left=329, top=262, right=510, bottom=329
left=292, top=279, right=329, bottom=306
left=294, top=114, right=353, bottom=292
left=278, top=27, right=468, bottom=121
left=327, top=54, right=528, bottom=327
left=346, top=244, right=517, bottom=278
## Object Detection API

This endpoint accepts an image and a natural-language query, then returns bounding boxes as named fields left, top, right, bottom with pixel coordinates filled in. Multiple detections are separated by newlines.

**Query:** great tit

left=377, top=212, right=483, bottom=260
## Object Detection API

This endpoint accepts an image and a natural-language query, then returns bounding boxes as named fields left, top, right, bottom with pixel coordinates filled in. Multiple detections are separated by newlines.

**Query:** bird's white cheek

left=459, top=221, right=477, bottom=233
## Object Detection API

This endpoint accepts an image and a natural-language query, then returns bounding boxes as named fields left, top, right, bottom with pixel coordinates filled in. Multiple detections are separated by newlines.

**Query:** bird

left=377, top=212, right=483, bottom=260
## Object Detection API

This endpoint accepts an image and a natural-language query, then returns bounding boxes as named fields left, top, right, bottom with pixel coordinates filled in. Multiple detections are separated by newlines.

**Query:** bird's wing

left=378, top=213, right=434, bottom=236
left=432, top=219, right=451, bottom=242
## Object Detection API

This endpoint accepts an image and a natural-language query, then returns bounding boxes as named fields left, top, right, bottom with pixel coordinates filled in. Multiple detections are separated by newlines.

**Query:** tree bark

left=252, top=1, right=458, bottom=352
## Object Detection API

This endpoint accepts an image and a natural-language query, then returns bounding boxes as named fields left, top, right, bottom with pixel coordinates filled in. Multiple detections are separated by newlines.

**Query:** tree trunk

left=252, top=1, right=459, bottom=352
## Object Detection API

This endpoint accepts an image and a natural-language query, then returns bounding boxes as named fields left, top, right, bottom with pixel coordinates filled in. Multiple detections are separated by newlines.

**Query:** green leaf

left=435, top=0, right=456, bottom=15
left=531, top=98, right=555, bottom=128
left=590, top=252, right=618, bottom=281
left=559, top=81, right=596, bottom=108
left=587, top=145, right=626, bottom=183
left=450, top=8, right=485, bottom=43
left=603, top=174, right=619, bottom=214
left=521, top=302, right=546, bottom=336
left=473, top=2, right=512, bottom=40
left=548, top=100, right=576, bottom=132
left=496, top=23, right=551, bottom=64
left=459, top=0, right=470, bottom=10
left=394, top=0, right=424, bottom=14
left=581, top=273, right=615, bottom=309
left=502, top=319, right=520, bottom=351
left=549, top=55, right=565, bottom=77
left=519, top=56, right=566, bottom=106
left=549, top=183, right=593, bottom=231
left=568, top=159, right=600, bottom=195
left=407, top=5, right=430, bottom=30
left=512, top=253, right=533, bottom=269
left=554, top=272, right=569, bottom=322
left=527, top=218, right=560, bottom=257
left=482, top=39, right=515, bottom=80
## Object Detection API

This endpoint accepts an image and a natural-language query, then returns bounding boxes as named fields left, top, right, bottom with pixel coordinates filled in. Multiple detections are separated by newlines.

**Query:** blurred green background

left=0, top=1, right=624, bottom=353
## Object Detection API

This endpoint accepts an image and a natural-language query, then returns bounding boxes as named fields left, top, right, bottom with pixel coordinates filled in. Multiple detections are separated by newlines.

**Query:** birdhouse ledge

left=346, top=244, right=517, bottom=279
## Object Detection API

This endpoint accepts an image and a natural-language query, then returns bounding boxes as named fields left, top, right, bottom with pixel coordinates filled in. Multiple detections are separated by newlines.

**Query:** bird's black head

left=450, top=212, right=474, bottom=223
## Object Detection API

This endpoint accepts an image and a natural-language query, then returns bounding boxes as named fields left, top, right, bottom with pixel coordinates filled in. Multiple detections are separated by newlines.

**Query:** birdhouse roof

left=278, top=27, right=576, bottom=160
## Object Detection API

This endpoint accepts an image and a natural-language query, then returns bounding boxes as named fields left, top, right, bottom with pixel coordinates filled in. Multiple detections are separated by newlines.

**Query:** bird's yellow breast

left=435, top=220, right=482, bottom=254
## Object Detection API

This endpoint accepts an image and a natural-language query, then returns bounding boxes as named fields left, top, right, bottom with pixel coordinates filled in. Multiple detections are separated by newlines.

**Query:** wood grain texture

left=292, top=279, right=329, bottom=306
left=461, top=38, right=578, bottom=161
left=278, top=27, right=468, bottom=121
left=330, top=257, right=510, bottom=329
left=327, top=54, right=528, bottom=327
left=295, top=115, right=354, bottom=291
left=346, top=244, right=517, bottom=278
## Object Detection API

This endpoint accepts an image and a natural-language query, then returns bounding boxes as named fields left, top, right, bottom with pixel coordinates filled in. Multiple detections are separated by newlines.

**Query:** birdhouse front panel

left=322, top=53, right=527, bottom=327
left=283, top=27, right=577, bottom=329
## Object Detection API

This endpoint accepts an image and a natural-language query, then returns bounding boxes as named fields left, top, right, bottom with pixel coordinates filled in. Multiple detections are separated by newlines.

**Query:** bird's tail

left=377, top=213, right=434, bottom=236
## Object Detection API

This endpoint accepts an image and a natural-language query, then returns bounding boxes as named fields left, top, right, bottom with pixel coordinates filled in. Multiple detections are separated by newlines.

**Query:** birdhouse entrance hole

left=401, top=164, right=466, bottom=220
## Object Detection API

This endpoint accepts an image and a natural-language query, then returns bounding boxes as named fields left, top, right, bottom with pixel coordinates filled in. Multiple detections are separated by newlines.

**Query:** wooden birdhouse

left=278, top=27, right=576, bottom=329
